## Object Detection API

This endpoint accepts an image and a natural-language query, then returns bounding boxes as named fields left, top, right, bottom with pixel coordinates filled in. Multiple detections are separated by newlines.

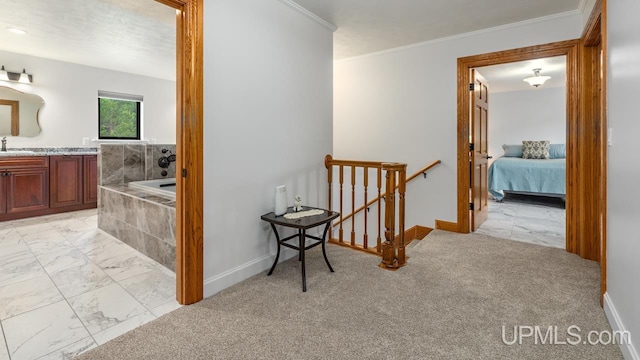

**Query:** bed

left=488, top=143, right=566, bottom=201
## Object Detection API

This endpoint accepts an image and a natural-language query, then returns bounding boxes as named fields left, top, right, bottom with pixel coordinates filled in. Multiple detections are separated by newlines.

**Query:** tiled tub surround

left=98, top=143, right=177, bottom=271
left=99, top=144, right=176, bottom=185
left=99, top=185, right=176, bottom=271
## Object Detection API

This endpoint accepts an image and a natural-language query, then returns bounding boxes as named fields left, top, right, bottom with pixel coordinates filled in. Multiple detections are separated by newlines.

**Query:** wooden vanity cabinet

left=0, top=154, right=97, bottom=221
left=50, top=155, right=84, bottom=208
left=83, top=155, right=98, bottom=204
left=0, top=156, right=50, bottom=216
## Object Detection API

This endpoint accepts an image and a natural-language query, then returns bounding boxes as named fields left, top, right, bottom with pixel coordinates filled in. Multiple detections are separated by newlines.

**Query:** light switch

left=607, top=128, right=613, bottom=147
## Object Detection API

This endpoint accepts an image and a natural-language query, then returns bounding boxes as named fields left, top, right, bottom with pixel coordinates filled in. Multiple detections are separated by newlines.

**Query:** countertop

left=0, top=147, right=98, bottom=157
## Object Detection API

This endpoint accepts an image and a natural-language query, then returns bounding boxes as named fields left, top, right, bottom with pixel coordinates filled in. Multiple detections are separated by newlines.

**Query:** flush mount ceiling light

left=523, top=68, right=551, bottom=88
left=0, top=66, right=33, bottom=83
left=6, top=27, right=28, bottom=35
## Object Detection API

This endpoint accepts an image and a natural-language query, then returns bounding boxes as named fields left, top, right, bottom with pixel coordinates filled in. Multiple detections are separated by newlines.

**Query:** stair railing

left=325, top=155, right=408, bottom=269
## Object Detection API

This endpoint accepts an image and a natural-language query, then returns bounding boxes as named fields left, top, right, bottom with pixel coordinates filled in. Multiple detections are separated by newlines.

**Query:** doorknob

left=486, top=155, right=493, bottom=159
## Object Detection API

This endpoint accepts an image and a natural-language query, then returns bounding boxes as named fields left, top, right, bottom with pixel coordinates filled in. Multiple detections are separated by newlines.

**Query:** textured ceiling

left=478, top=56, right=567, bottom=93
left=0, top=0, right=583, bottom=81
left=292, top=0, right=582, bottom=59
left=0, top=0, right=175, bottom=80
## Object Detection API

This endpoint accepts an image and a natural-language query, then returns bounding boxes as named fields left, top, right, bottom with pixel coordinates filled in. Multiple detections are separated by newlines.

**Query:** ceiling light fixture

left=523, top=68, right=551, bottom=88
left=0, top=66, right=33, bottom=83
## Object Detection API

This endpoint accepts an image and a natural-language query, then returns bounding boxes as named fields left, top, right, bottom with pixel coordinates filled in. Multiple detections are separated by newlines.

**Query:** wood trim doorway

left=455, top=39, right=580, bottom=237
left=154, top=0, right=204, bottom=305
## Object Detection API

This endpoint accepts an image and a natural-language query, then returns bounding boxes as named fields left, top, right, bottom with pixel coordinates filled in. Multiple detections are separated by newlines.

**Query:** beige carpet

left=77, top=230, right=622, bottom=359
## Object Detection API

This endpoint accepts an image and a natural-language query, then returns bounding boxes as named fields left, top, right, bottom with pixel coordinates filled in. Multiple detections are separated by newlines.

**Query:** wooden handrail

left=333, top=159, right=441, bottom=227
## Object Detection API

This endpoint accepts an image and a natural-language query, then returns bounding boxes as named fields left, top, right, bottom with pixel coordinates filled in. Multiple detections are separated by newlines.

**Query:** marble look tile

left=35, top=337, right=97, bottom=360
left=3, top=300, right=89, bottom=360
left=68, top=283, right=148, bottom=335
left=92, top=311, right=156, bottom=345
left=0, top=242, right=45, bottom=287
left=9, top=216, right=53, bottom=229
left=0, top=275, right=64, bottom=320
left=150, top=299, right=182, bottom=318
left=119, top=269, right=176, bottom=310
left=145, top=145, right=153, bottom=180
left=23, top=231, right=75, bottom=257
left=37, top=247, right=91, bottom=273
left=14, top=221, right=58, bottom=237
left=123, top=145, right=145, bottom=183
left=96, top=249, right=158, bottom=282
left=100, top=144, right=124, bottom=186
left=141, top=233, right=176, bottom=271
left=49, top=262, right=114, bottom=298
left=136, top=199, right=174, bottom=243
left=74, top=229, right=128, bottom=261
left=0, top=221, right=13, bottom=231
left=0, top=320, right=9, bottom=360
left=0, top=227, right=22, bottom=248
left=510, top=226, right=565, bottom=249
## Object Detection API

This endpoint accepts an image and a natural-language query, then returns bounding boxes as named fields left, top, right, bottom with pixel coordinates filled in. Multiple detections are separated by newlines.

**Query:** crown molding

left=335, top=9, right=580, bottom=64
left=277, top=0, right=337, bottom=32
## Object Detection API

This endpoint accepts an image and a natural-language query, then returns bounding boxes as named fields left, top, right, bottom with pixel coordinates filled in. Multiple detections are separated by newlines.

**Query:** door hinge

left=469, top=83, right=475, bottom=91
left=469, top=143, right=475, bottom=151
left=469, top=202, right=474, bottom=211
left=182, top=168, right=187, bottom=178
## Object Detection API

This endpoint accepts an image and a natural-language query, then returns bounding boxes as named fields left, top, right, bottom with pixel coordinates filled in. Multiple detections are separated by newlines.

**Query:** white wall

left=334, top=12, right=582, bottom=228
left=605, top=0, right=640, bottom=358
left=0, top=50, right=175, bottom=147
left=202, top=0, right=333, bottom=296
left=488, top=87, right=566, bottom=162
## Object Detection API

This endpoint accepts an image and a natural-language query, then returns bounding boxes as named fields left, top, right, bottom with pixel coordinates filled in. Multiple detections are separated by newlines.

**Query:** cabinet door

left=6, top=168, right=49, bottom=214
left=83, top=155, right=98, bottom=204
left=50, top=156, right=83, bottom=208
left=0, top=172, right=6, bottom=214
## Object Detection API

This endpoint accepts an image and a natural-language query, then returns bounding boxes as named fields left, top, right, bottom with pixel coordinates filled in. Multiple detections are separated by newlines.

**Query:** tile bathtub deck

left=0, top=209, right=181, bottom=360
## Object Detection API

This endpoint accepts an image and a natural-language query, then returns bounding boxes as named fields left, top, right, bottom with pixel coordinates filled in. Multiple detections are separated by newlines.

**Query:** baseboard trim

left=435, top=220, right=459, bottom=232
left=604, top=292, right=639, bottom=360
left=397, top=225, right=434, bottom=245
left=203, top=249, right=297, bottom=298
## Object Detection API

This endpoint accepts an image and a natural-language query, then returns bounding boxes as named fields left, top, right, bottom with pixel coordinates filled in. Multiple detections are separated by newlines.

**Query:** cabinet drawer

left=0, top=156, right=49, bottom=169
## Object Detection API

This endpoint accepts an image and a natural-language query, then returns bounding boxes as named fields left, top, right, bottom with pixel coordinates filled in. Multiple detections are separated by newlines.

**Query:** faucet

left=1, top=137, right=6, bottom=152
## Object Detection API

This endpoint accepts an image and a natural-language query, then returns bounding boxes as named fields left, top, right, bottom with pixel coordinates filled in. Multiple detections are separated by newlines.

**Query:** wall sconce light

left=523, top=68, right=550, bottom=88
left=0, top=66, right=33, bottom=83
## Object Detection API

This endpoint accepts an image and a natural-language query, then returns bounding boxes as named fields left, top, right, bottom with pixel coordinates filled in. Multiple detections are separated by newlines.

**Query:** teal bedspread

left=488, top=157, right=566, bottom=201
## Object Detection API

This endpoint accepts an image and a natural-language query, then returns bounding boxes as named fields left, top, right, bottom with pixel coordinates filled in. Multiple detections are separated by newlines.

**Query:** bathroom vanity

left=0, top=148, right=98, bottom=221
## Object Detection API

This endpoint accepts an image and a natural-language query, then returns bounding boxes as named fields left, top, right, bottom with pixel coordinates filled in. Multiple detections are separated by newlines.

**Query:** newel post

left=380, top=164, right=407, bottom=270
left=380, top=167, right=396, bottom=268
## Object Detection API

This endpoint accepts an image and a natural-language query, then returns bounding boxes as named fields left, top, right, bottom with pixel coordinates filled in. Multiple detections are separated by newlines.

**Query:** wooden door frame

left=154, top=0, right=204, bottom=305
left=454, top=39, right=580, bottom=236
left=451, top=0, right=606, bottom=301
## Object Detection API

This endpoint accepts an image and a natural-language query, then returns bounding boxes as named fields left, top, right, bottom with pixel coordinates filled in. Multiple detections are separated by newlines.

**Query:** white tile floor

left=0, top=209, right=181, bottom=360
left=476, top=193, right=566, bottom=248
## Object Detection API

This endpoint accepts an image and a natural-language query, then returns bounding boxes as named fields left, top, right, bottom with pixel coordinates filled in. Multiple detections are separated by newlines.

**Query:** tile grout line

left=25, top=230, right=101, bottom=358
left=0, top=320, right=10, bottom=360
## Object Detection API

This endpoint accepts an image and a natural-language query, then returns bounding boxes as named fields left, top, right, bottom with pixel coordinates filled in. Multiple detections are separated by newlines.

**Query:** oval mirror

left=0, top=86, right=44, bottom=137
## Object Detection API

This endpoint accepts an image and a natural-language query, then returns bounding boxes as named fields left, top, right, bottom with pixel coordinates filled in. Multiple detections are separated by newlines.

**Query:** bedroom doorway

left=473, top=56, right=568, bottom=248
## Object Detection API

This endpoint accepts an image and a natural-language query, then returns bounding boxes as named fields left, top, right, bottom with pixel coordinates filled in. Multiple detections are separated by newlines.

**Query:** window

left=98, top=91, right=143, bottom=140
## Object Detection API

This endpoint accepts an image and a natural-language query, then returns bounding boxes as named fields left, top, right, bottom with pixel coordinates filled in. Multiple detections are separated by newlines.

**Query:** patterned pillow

left=522, top=140, right=550, bottom=159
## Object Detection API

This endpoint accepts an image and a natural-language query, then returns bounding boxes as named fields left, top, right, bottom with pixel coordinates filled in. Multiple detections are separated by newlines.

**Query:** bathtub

left=128, top=178, right=176, bottom=200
